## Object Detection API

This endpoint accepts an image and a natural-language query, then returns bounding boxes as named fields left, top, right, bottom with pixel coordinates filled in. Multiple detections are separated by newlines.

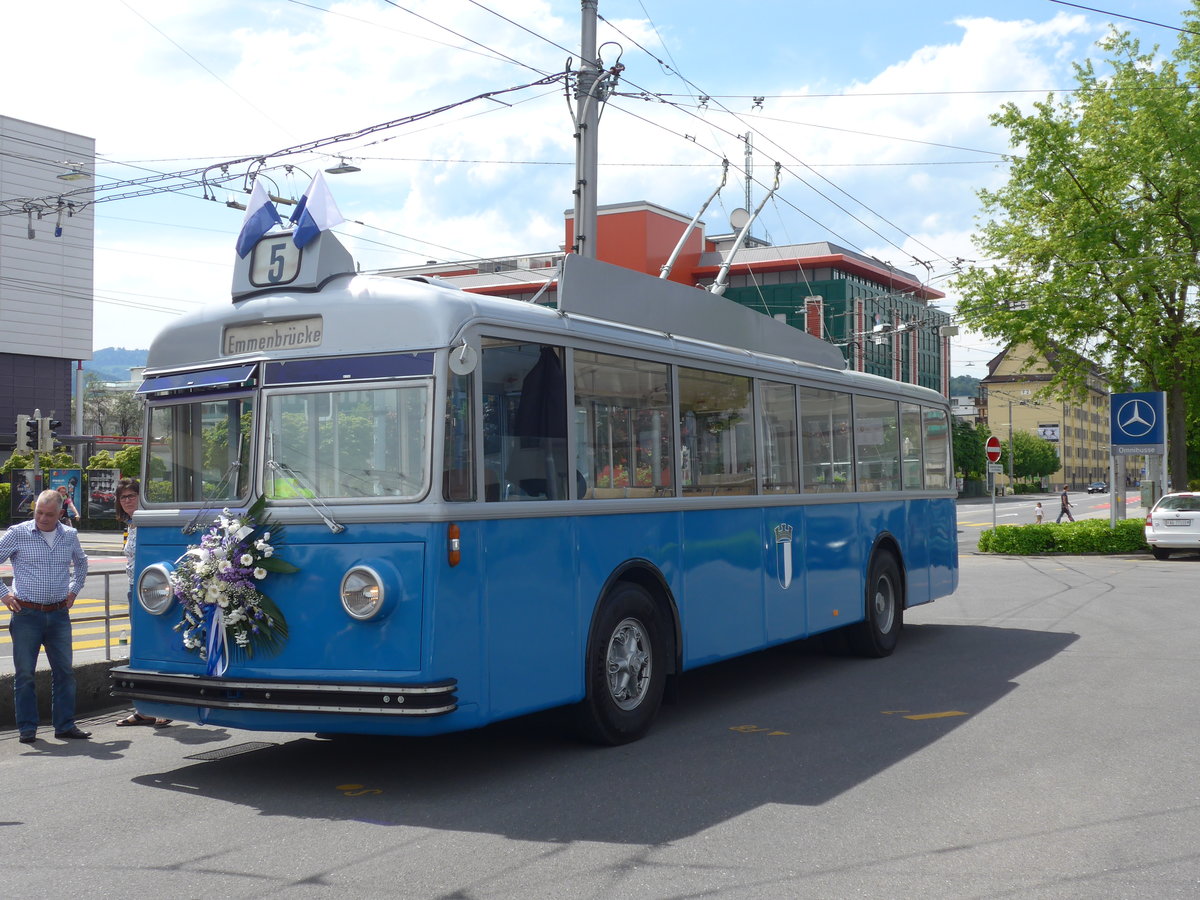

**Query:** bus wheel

left=849, top=550, right=903, bottom=658
left=577, top=583, right=666, bottom=745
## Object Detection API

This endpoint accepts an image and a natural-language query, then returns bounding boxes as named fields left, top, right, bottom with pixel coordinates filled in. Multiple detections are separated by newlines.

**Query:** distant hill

left=950, top=374, right=980, bottom=398
left=85, top=347, right=148, bottom=384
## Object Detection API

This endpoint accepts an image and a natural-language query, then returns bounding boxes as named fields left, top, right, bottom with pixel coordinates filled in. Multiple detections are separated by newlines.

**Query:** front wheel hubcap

left=872, top=576, right=896, bottom=634
left=606, top=617, right=651, bottom=710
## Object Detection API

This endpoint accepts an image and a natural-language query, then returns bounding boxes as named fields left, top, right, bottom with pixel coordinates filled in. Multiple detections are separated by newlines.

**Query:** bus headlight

left=340, top=566, right=385, bottom=620
left=137, top=563, right=175, bottom=616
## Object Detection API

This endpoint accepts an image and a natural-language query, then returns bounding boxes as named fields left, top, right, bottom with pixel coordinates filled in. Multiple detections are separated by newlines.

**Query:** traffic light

left=15, top=414, right=30, bottom=452
left=25, top=415, right=40, bottom=452
left=40, top=417, right=61, bottom=453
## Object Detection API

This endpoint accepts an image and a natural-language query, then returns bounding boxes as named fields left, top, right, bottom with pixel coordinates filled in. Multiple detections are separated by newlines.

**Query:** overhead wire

left=0, top=71, right=571, bottom=217
left=378, top=0, right=559, bottom=78
left=283, top=0, right=517, bottom=65
left=592, top=11, right=958, bottom=267
left=458, top=2, right=953, bottom=299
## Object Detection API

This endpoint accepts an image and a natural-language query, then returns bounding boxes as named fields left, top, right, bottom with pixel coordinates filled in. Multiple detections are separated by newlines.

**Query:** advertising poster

left=9, top=469, right=39, bottom=518
left=49, top=469, right=83, bottom=521
left=86, top=468, right=122, bottom=520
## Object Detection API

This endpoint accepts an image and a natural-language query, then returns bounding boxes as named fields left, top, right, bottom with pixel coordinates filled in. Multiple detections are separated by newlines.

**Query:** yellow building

left=980, top=344, right=1116, bottom=490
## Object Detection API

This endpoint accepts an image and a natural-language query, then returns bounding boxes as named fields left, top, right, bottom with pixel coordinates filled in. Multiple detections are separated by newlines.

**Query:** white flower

left=253, top=567, right=267, bottom=580
left=187, top=547, right=211, bottom=564
left=262, top=532, right=271, bottom=541
left=218, top=560, right=233, bottom=573
left=239, top=553, right=254, bottom=566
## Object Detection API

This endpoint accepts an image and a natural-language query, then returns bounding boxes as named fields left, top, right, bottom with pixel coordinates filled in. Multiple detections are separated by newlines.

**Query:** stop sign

left=985, top=436, right=1002, bottom=463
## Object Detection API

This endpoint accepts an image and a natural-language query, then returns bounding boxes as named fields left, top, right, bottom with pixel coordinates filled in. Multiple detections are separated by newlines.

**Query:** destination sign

left=222, top=316, right=324, bottom=356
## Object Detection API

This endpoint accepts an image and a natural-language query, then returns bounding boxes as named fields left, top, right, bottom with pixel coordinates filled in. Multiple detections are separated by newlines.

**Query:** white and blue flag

left=290, top=170, right=345, bottom=249
left=235, top=180, right=283, bottom=258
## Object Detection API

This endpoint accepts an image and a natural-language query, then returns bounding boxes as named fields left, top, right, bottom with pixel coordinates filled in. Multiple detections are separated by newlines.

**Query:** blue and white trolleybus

left=111, top=230, right=958, bottom=744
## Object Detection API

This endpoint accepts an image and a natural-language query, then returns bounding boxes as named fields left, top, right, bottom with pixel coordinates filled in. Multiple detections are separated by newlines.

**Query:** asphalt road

left=2, top=546, right=1196, bottom=898
left=957, top=490, right=1145, bottom=546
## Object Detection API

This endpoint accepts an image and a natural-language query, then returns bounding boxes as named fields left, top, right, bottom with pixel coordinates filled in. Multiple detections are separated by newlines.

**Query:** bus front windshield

left=264, top=382, right=431, bottom=501
left=145, top=395, right=254, bottom=504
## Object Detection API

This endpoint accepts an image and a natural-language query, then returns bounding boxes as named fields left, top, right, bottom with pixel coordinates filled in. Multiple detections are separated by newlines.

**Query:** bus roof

left=145, top=233, right=946, bottom=405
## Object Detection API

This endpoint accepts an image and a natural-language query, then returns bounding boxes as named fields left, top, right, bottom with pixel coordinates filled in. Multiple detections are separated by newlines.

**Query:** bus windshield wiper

left=266, top=459, right=346, bottom=534
left=183, top=435, right=245, bottom=534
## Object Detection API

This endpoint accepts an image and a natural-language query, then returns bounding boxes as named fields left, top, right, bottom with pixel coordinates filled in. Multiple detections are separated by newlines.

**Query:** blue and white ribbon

left=204, top=604, right=229, bottom=677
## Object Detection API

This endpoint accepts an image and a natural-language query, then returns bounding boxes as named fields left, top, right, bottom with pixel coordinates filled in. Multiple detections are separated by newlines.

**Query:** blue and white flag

left=289, top=170, right=345, bottom=249
left=235, top=180, right=283, bottom=259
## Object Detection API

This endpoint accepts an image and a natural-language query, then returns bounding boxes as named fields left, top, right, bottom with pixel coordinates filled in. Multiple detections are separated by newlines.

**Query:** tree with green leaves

left=953, top=419, right=986, bottom=480
left=1002, top=430, right=1060, bottom=482
left=956, top=8, right=1200, bottom=487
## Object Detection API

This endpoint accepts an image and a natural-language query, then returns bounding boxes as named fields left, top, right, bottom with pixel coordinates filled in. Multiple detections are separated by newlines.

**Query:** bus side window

left=442, top=371, right=475, bottom=501
left=854, top=395, right=900, bottom=492
left=922, top=406, right=950, bottom=489
left=574, top=349, right=673, bottom=499
left=677, top=367, right=756, bottom=495
left=760, top=380, right=799, bottom=493
left=901, top=402, right=924, bottom=490
left=481, top=340, right=568, bottom=501
left=800, top=387, right=853, bottom=492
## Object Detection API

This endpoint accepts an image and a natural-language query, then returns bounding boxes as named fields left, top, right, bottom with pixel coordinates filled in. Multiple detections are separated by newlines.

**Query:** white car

left=1144, top=492, right=1200, bottom=560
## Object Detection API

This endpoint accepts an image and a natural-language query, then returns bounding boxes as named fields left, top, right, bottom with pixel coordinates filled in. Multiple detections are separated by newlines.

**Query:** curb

left=1, top=660, right=125, bottom=728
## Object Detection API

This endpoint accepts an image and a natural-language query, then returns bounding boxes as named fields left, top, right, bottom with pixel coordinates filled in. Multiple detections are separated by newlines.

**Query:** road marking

left=729, top=725, right=790, bottom=735
left=0, top=610, right=132, bottom=654
left=903, top=710, right=968, bottom=720
left=336, top=783, right=383, bottom=796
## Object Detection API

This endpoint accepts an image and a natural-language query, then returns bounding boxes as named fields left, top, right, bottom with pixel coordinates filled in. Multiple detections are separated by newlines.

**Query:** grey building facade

left=0, top=115, right=95, bottom=432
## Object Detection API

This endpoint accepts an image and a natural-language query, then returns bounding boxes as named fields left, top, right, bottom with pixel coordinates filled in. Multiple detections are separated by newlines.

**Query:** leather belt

left=15, top=598, right=70, bottom=612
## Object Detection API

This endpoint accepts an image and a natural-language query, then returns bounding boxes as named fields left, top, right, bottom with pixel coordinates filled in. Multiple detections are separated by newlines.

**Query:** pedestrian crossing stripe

left=1, top=604, right=131, bottom=652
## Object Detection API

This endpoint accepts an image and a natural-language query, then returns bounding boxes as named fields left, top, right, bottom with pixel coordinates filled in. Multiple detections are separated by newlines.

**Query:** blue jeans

left=9, top=607, right=76, bottom=735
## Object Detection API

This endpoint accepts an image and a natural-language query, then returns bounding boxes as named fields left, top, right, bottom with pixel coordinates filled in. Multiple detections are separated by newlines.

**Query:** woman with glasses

left=114, top=478, right=172, bottom=729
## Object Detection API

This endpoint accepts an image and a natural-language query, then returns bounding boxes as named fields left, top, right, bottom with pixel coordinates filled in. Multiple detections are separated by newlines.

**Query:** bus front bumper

left=110, top=666, right=458, bottom=716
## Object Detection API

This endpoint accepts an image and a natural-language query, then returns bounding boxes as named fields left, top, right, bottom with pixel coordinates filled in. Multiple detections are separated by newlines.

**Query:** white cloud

left=0, top=0, right=1155, bottom=365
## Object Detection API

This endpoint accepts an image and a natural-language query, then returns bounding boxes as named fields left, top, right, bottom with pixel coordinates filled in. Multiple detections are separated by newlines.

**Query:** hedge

left=978, top=518, right=1148, bottom=555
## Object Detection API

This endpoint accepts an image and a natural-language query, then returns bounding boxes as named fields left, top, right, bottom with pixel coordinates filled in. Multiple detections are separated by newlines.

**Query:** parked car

left=1144, top=492, right=1200, bottom=560
left=1087, top=481, right=1108, bottom=493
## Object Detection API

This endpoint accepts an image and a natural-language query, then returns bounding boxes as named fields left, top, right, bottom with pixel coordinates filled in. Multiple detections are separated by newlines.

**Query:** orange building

left=377, top=200, right=953, bottom=394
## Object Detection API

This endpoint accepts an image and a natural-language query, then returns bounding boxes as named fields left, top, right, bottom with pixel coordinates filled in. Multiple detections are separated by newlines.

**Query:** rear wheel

left=848, top=550, right=903, bottom=658
left=1151, top=547, right=1172, bottom=560
left=576, top=583, right=666, bottom=745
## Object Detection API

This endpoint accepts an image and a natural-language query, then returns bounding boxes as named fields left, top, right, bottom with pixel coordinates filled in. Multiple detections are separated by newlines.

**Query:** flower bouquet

left=171, top=496, right=299, bottom=676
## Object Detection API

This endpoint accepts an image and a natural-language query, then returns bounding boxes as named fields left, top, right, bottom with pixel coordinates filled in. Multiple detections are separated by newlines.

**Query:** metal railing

left=2, top=565, right=129, bottom=661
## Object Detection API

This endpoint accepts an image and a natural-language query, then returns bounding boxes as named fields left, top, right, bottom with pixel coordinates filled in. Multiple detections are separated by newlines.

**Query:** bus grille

left=110, top=666, right=457, bottom=716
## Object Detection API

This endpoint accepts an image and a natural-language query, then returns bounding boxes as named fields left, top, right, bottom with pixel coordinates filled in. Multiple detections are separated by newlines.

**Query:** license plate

left=1165, top=519, right=1192, bottom=526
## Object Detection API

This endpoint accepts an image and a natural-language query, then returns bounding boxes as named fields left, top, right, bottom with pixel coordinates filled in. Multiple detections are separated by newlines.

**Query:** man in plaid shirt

left=1, top=489, right=90, bottom=743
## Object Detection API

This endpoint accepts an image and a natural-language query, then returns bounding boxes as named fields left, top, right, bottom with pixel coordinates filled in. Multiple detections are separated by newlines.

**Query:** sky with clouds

left=1, top=0, right=1192, bottom=374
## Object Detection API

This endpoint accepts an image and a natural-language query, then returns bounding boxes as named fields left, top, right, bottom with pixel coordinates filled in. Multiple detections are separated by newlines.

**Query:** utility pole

left=743, top=132, right=753, bottom=213
left=572, top=0, right=603, bottom=259
left=1008, top=400, right=1015, bottom=493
